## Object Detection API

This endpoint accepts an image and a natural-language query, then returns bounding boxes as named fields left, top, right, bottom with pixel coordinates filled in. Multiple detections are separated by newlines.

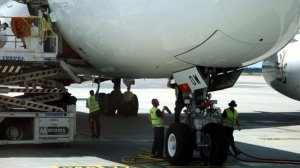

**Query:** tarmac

left=0, top=75, right=300, bottom=168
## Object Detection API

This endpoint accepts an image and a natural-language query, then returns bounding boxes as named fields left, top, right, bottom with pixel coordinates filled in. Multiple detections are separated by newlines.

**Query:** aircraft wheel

left=107, top=91, right=122, bottom=115
left=166, top=123, right=193, bottom=165
left=117, top=94, right=139, bottom=116
left=117, top=102, right=126, bottom=116
left=6, top=124, right=24, bottom=140
left=130, top=94, right=139, bottom=116
left=70, top=96, right=77, bottom=105
left=200, top=123, right=228, bottom=166
left=98, top=93, right=108, bottom=114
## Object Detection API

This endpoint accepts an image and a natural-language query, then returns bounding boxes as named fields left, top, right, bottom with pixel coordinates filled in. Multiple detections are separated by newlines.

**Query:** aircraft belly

left=175, top=31, right=256, bottom=67
left=220, top=0, right=300, bottom=43
left=49, top=0, right=221, bottom=55
left=215, top=0, right=300, bottom=67
left=48, top=0, right=300, bottom=77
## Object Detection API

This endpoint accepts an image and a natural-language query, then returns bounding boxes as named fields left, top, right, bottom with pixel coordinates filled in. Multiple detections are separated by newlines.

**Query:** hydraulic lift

left=0, top=16, right=77, bottom=145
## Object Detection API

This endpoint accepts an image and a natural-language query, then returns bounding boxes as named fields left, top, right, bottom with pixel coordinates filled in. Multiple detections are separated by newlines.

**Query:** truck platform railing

left=0, top=16, right=58, bottom=62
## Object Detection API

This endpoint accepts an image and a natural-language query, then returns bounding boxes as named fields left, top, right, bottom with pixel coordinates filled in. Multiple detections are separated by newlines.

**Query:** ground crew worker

left=149, top=98, right=165, bottom=158
left=87, top=90, right=101, bottom=138
left=40, top=5, right=52, bottom=52
left=221, top=100, right=241, bottom=155
left=167, top=78, right=189, bottom=123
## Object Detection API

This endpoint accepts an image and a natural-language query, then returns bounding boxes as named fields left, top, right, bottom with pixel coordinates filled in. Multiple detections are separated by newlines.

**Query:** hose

left=231, top=145, right=300, bottom=164
left=122, top=147, right=300, bottom=166
left=122, top=151, right=165, bottom=164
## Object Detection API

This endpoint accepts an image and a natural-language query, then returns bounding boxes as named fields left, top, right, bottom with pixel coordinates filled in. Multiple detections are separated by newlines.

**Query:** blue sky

left=247, top=61, right=262, bottom=68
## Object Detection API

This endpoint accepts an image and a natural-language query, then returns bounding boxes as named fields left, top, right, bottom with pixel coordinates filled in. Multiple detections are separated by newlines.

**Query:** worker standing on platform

left=167, top=78, right=188, bottom=123
left=221, top=100, right=241, bottom=155
left=87, top=90, right=101, bottom=138
left=40, top=4, right=52, bottom=52
left=149, top=98, right=165, bottom=158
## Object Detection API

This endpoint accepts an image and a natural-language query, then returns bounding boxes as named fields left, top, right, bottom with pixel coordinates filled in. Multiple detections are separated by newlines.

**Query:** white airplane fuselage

left=0, top=1, right=29, bottom=18
left=262, top=33, right=300, bottom=101
left=44, top=1, right=300, bottom=78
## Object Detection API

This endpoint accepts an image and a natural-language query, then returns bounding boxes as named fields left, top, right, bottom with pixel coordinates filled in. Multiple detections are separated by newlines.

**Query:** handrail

left=40, top=17, right=56, bottom=41
left=0, top=15, right=57, bottom=53
left=0, top=15, right=57, bottom=40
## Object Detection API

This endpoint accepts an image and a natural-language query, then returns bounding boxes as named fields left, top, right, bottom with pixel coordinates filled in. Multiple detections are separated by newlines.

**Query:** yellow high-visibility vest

left=223, top=108, right=238, bottom=128
left=87, top=95, right=100, bottom=113
left=150, top=107, right=164, bottom=127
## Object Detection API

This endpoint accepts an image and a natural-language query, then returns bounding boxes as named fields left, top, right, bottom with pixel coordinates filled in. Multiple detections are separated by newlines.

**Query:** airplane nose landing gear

left=165, top=66, right=242, bottom=166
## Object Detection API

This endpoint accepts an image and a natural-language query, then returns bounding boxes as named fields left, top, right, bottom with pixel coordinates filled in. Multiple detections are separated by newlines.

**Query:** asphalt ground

left=0, top=76, right=300, bottom=168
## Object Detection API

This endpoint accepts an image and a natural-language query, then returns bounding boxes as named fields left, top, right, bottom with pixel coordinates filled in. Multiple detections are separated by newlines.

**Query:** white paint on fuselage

left=0, top=0, right=8, bottom=6
left=263, top=33, right=300, bottom=101
left=0, top=1, right=29, bottom=16
left=0, top=1, right=30, bottom=25
left=48, top=0, right=300, bottom=78
left=284, top=38, right=300, bottom=100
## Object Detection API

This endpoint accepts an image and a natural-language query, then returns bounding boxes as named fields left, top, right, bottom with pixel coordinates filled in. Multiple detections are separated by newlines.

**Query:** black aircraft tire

left=200, top=123, right=229, bottom=166
left=107, top=91, right=122, bottom=115
left=118, top=94, right=139, bottom=116
left=165, top=123, right=193, bottom=165
left=131, top=94, right=139, bottom=116
left=98, top=93, right=108, bottom=114
left=117, top=103, right=126, bottom=116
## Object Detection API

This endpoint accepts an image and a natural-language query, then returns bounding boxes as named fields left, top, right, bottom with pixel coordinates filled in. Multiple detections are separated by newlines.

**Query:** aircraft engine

left=0, top=30, right=7, bottom=48
left=262, top=35, right=300, bottom=101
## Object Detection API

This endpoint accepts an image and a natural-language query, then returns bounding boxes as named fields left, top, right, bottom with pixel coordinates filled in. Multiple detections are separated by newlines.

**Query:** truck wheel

left=166, top=123, right=193, bottom=165
left=6, top=124, right=24, bottom=140
left=200, top=123, right=228, bottom=165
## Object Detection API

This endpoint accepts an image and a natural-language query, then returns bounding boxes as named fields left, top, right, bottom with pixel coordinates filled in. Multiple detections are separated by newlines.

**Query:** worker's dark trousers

left=43, top=31, right=51, bottom=52
left=223, top=126, right=238, bottom=154
left=174, top=99, right=185, bottom=123
left=89, top=111, right=101, bottom=137
left=152, top=127, right=164, bottom=157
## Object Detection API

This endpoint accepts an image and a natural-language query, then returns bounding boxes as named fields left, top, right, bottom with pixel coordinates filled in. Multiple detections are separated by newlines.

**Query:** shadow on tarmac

left=239, top=111, right=300, bottom=129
